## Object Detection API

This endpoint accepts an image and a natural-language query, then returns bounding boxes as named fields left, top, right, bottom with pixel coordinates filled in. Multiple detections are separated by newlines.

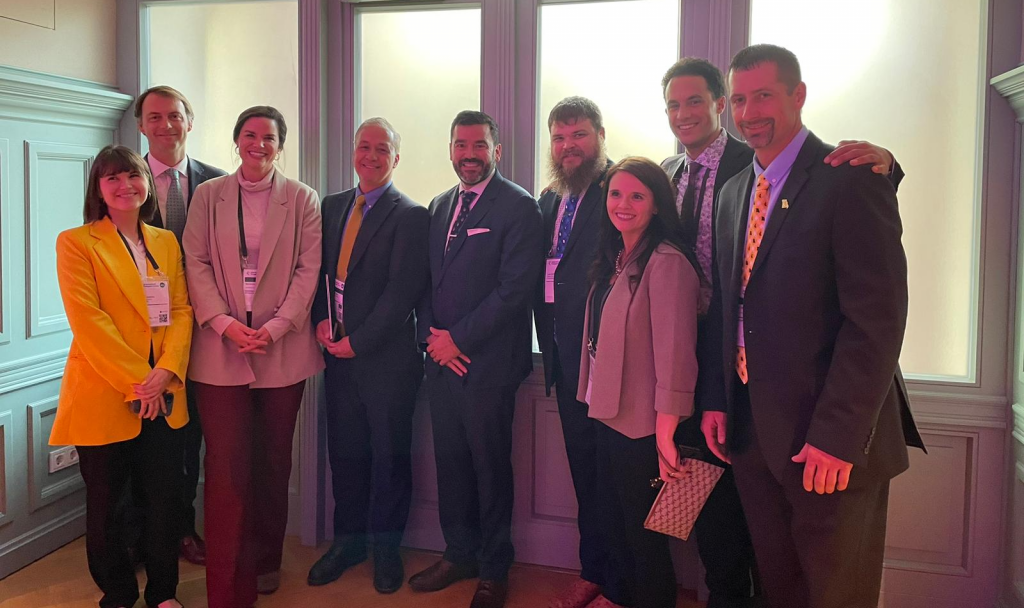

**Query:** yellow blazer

left=50, top=217, right=193, bottom=446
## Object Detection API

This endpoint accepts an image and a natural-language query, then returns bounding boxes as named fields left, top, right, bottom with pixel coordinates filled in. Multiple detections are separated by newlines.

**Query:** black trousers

left=428, top=373, right=517, bottom=581
left=77, top=418, right=184, bottom=608
left=180, top=379, right=203, bottom=537
left=595, top=423, right=676, bottom=608
left=674, top=414, right=759, bottom=608
left=730, top=382, right=890, bottom=608
left=324, top=356, right=419, bottom=549
left=552, top=351, right=629, bottom=603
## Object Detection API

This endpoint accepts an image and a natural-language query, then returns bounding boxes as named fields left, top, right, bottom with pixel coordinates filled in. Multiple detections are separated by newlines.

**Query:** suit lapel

left=727, top=168, right=755, bottom=303
left=349, top=185, right=399, bottom=273
left=256, top=171, right=288, bottom=285
left=91, top=219, right=149, bottom=322
left=560, top=177, right=603, bottom=261
left=325, top=190, right=356, bottom=284
left=215, top=177, right=247, bottom=314
left=186, top=157, right=205, bottom=204
left=748, top=135, right=818, bottom=281
left=440, top=172, right=502, bottom=276
left=430, top=187, right=458, bottom=283
left=665, top=154, right=686, bottom=186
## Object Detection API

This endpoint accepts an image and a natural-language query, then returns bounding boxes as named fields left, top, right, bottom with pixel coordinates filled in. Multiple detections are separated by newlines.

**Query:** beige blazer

left=182, top=169, right=325, bottom=388
left=577, top=243, right=700, bottom=439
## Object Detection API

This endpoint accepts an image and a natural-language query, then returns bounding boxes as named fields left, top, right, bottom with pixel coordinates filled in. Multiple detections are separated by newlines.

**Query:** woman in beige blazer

left=577, top=157, right=703, bottom=608
left=182, top=106, right=323, bottom=608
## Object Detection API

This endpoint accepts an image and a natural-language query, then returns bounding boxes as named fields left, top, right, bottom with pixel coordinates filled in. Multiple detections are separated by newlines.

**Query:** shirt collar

left=356, top=181, right=392, bottom=210
left=148, top=154, right=189, bottom=179
left=686, top=128, right=728, bottom=169
left=459, top=170, right=495, bottom=200
left=753, top=126, right=809, bottom=186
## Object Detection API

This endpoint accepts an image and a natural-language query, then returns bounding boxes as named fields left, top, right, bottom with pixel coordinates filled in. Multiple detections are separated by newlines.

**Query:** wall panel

left=0, top=137, right=9, bottom=346
left=0, top=409, right=13, bottom=529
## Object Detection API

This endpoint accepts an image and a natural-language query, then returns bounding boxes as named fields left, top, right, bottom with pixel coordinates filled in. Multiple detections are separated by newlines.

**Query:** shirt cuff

left=209, top=314, right=235, bottom=336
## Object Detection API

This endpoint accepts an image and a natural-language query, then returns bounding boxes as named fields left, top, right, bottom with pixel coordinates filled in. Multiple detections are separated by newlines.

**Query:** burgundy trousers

left=194, top=381, right=305, bottom=608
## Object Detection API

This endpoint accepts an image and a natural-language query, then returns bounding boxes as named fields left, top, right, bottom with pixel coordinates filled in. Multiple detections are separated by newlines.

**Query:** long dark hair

left=588, top=156, right=700, bottom=291
left=83, top=145, right=158, bottom=224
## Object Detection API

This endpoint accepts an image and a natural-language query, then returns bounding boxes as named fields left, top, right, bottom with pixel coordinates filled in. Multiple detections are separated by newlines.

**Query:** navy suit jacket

left=418, top=171, right=544, bottom=389
left=312, top=184, right=429, bottom=376
left=699, top=132, right=924, bottom=481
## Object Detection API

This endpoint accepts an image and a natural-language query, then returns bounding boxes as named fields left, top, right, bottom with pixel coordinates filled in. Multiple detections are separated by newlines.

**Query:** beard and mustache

left=547, top=141, right=608, bottom=196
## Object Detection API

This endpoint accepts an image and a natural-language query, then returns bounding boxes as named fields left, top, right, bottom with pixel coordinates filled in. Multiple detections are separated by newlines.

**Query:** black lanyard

left=237, top=187, right=248, bottom=265
left=116, top=224, right=159, bottom=272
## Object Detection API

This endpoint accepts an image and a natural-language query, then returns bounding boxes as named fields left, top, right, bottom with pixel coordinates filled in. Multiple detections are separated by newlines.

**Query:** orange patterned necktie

left=736, top=175, right=769, bottom=384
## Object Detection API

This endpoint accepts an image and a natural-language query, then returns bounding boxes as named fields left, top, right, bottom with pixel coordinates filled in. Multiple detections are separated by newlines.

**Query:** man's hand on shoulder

left=823, top=140, right=894, bottom=175
left=792, top=443, right=854, bottom=494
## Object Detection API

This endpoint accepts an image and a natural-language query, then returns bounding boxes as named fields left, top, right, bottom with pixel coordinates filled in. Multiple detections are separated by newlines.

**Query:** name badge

left=736, top=303, right=745, bottom=348
left=243, top=267, right=257, bottom=312
left=545, top=258, right=559, bottom=304
left=333, top=278, right=345, bottom=323
left=142, top=275, right=171, bottom=327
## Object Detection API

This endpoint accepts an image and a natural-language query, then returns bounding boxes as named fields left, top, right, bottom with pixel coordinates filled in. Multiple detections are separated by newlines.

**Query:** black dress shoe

left=408, top=559, right=479, bottom=592
left=307, top=543, right=367, bottom=586
left=373, top=546, right=404, bottom=594
left=470, top=579, right=508, bottom=608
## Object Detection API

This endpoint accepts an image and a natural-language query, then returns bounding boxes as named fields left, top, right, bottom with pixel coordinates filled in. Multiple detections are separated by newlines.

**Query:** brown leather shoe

left=408, top=559, right=479, bottom=592
left=179, top=534, right=206, bottom=566
left=256, top=570, right=281, bottom=595
left=470, top=579, right=508, bottom=608
left=549, top=578, right=602, bottom=608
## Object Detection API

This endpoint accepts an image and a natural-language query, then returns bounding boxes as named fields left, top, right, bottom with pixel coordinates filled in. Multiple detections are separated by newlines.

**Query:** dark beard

left=547, top=146, right=607, bottom=196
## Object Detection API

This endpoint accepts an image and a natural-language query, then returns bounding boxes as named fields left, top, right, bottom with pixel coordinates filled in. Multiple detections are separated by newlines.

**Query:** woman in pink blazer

left=577, top=157, right=703, bottom=608
left=182, top=106, right=324, bottom=608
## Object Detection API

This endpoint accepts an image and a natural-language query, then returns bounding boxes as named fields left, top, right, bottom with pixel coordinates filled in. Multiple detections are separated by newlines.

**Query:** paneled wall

left=0, top=65, right=131, bottom=578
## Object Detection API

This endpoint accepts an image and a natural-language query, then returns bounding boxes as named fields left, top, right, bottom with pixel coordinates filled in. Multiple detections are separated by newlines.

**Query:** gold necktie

left=736, top=175, right=769, bottom=384
left=336, top=195, right=366, bottom=282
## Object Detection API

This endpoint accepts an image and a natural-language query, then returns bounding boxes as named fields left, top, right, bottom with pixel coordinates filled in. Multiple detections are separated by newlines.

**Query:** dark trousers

left=324, top=356, right=419, bottom=549
left=552, top=352, right=628, bottom=601
left=730, top=382, right=890, bottom=608
left=180, top=379, right=203, bottom=536
left=673, top=414, right=759, bottom=608
left=595, top=422, right=676, bottom=608
left=77, top=418, right=183, bottom=608
left=195, top=381, right=305, bottom=608
left=428, top=373, right=517, bottom=581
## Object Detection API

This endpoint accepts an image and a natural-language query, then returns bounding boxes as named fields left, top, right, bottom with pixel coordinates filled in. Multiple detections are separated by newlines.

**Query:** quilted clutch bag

left=643, top=458, right=725, bottom=541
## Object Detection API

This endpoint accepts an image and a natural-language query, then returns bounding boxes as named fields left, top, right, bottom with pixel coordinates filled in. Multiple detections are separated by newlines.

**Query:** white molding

left=907, top=390, right=1008, bottom=429
left=0, top=65, right=132, bottom=130
left=0, top=503, right=85, bottom=577
left=1014, top=404, right=1024, bottom=445
left=0, top=349, right=67, bottom=395
left=0, top=410, right=12, bottom=528
left=993, top=66, right=1024, bottom=123
left=0, top=137, right=10, bottom=346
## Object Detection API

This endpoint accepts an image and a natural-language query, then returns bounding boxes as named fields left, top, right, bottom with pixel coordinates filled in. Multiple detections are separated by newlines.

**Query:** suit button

left=747, top=329, right=753, bottom=335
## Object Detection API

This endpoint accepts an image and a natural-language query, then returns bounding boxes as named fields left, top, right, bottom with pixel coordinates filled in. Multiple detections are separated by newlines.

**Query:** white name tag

left=243, top=268, right=257, bottom=312
left=545, top=258, right=559, bottom=304
left=334, top=278, right=345, bottom=323
left=142, top=275, right=171, bottom=327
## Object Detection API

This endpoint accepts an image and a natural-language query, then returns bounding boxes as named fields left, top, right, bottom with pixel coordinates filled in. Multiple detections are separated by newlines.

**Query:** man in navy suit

left=134, top=85, right=225, bottom=566
left=409, top=111, right=543, bottom=608
left=308, top=117, right=429, bottom=594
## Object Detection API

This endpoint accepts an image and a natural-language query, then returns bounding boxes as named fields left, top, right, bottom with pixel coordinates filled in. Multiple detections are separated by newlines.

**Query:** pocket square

left=466, top=228, right=491, bottom=236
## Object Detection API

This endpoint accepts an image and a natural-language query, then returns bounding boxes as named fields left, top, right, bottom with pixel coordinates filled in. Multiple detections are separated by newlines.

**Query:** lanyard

left=237, top=187, right=248, bottom=266
left=116, top=224, right=159, bottom=272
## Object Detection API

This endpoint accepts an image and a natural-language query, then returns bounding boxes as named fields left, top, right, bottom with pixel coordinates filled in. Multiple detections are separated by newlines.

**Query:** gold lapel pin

left=781, top=199, right=790, bottom=209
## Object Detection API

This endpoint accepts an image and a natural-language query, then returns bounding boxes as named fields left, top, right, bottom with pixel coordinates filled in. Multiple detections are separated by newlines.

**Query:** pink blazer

left=577, top=243, right=700, bottom=439
left=182, top=169, right=325, bottom=388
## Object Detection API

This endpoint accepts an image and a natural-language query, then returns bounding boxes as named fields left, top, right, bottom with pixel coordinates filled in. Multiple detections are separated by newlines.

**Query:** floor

left=0, top=536, right=704, bottom=607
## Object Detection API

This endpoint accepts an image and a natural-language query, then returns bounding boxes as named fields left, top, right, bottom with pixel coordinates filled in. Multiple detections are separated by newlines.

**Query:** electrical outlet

left=48, top=446, right=78, bottom=473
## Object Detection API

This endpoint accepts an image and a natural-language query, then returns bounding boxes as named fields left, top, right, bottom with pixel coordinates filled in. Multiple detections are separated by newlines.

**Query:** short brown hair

left=729, top=44, right=802, bottom=93
left=84, top=145, right=158, bottom=224
left=233, top=105, right=288, bottom=148
left=661, top=57, right=726, bottom=100
left=547, top=96, right=604, bottom=133
left=134, top=85, right=195, bottom=124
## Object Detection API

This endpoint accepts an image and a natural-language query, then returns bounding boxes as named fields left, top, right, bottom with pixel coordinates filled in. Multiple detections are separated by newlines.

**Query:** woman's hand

left=656, top=437, right=687, bottom=483
left=242, top=327, right=272, bottom=354
left=133, top=368, right=174, bottom=401
left=224, top=320, right=268, bottom=354
left=136, top=394, right=166, bottom=420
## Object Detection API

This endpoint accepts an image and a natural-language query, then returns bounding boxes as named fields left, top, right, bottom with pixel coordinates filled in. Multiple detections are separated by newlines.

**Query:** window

left=751, top=0, right=985, bottom=380
left=356, top=6, right=482, bottom=206
left=535, top=0, right=679, bottom=192
left=147, top=1, right=301, bottom=179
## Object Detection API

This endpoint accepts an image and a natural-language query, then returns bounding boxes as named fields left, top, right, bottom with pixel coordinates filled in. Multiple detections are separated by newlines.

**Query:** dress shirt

left=676, top=128, right=727, bottom=289
left=447, top=171, right=495, bottom=237
left=737, top=126, right=810, bottom=347
left=147, top=155, right=191, bottom=221
left=344, top=181, right=392, bottom=230
left=548, top=182, right=594, bottom=257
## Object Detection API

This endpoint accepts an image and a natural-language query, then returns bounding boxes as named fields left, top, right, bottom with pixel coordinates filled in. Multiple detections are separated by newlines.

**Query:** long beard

left=547, top=145, right=607, bottom=195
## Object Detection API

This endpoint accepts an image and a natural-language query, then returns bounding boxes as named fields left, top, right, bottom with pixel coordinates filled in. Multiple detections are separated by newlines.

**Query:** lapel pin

left=781, top=199, right=790, bottom=209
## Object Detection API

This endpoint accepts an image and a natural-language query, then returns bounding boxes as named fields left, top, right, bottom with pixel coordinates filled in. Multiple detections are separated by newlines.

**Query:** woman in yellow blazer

left=182, top=106, right=323, bottom=608
left=576, top=157, right=702, bottom=608
left=52, top=145, right=192, bottom=608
